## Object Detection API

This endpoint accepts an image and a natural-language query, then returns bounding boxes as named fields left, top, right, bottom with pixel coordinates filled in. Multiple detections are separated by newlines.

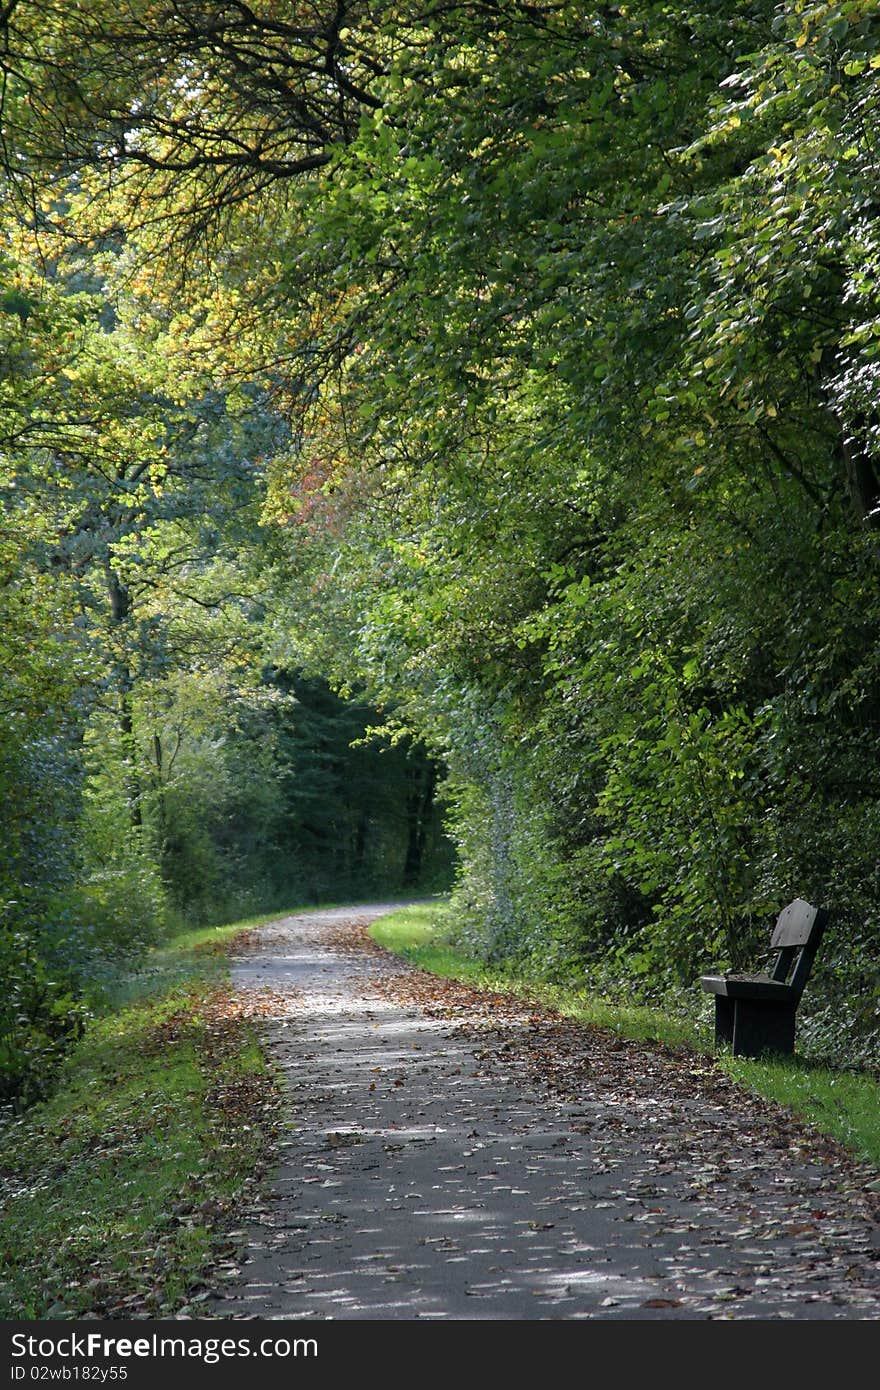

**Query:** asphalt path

left=208, top=905, right=880, bottom=1320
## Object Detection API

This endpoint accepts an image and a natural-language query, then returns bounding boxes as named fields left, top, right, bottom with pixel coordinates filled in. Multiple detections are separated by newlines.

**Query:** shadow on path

left=208, top=906, right=880, bottom=1320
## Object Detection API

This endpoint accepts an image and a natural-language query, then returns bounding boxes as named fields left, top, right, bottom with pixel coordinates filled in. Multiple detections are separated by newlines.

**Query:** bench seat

left=700, top=973, right=796, bottom=1002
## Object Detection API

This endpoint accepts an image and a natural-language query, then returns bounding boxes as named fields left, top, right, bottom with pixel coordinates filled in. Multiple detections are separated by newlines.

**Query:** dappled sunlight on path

left=209, top=906, right=880, bottom=1320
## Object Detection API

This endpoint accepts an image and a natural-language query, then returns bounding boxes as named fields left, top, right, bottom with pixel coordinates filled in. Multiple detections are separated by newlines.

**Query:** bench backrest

left=769, top=898, right=829, bottom=997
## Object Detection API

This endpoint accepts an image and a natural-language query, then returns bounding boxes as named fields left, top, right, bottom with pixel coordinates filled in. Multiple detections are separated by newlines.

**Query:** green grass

left=0, top=907, right=290, bottom=1320
left=99, top=908, right=300, bottom=1008
left=370, top=901, right=880, bottom=1169
left=721, top=1054, right=880, bottom=1168
left=369, top=904, right=492, bottom=985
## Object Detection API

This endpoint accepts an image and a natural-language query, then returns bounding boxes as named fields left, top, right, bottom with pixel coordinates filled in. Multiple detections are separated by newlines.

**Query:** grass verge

left=0, top=912, right=288, bottom=1319
left=370, top=901, right=880, bottom=1170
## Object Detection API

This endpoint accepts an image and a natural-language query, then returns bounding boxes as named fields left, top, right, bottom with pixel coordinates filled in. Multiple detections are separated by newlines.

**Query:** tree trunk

left=839, top=422, right=880, bottom=530
left=152, top=731, right=168, bottom=857
left=403, top=760, right=437, bottom=887
left=107, top=566, right=142, bottom=829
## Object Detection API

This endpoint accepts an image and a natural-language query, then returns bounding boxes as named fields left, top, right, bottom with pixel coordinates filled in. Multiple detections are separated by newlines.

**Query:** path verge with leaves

left=0, top=923, right=283, bottom=1319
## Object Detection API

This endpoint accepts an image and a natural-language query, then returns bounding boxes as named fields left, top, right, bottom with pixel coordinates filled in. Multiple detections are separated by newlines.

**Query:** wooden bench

left=700, top=898, right=829, bottom=1058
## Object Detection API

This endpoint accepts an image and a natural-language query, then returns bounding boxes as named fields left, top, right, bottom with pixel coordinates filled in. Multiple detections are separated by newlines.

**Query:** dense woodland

left=2, top=1, right=880, bottom=1103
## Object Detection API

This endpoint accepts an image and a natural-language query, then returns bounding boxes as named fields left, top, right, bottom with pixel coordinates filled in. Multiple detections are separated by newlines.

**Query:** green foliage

left=0, top=921, right=88, bottom=1109
left=0, top=182, right=453, bottom=1102
left=266, top=673, right=450, bottom=905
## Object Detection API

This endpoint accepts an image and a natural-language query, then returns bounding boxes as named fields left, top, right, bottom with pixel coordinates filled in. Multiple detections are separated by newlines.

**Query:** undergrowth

left=0, top=912, right=287, bottom=1319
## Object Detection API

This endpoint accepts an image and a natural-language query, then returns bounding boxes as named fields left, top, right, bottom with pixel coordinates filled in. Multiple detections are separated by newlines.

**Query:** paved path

left=209, top=906, right=880, bottom=1320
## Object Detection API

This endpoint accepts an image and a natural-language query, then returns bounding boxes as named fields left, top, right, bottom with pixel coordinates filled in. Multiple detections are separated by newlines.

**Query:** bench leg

left=732, top=1000, right=797, bottom=1058
left=713, top=996, right=735, bottom=1049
